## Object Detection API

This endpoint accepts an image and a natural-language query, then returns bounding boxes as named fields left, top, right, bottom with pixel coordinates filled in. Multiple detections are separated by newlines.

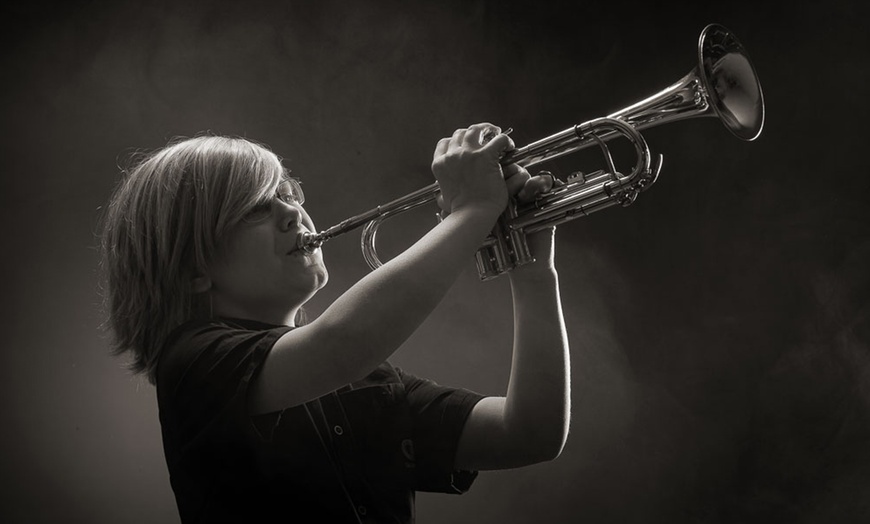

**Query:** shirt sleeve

left=157, top=319, right=291, bottom=466
left=395, top=367, right=486, bottom=494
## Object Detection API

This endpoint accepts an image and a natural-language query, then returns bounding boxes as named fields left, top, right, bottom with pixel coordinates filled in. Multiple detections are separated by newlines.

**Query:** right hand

left=431, top=122, right=515, bottom=217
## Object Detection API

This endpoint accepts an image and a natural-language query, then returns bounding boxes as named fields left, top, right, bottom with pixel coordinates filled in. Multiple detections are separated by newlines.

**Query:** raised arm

left=249, top=123, right=518, bottom=414
left=454, top=175, right=571, bottom=470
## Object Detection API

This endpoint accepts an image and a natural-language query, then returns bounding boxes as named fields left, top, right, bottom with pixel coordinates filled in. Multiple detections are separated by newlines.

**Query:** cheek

left=213, top=230, right=277, bottom=274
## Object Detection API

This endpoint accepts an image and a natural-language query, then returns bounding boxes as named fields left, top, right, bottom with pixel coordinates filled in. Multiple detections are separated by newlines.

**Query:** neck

left=211, top=298, right=301, bottom=327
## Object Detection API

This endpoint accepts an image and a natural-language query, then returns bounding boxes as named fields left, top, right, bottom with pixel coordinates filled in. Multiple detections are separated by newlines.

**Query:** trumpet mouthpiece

left=296, top=231, right=322, bottom=253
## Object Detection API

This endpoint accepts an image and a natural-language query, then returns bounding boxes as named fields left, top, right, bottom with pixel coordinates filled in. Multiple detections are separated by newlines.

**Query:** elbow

left=515, top=420, right=569, bottom=465
left=504, top=404, right=570, bottom=465
left=536, top=431, right=568, bottom=463
left=531, top=406, right=570, bottom=462
left=548, top=433, right=568, bottom=461
left=512, top=433, right=565, bottom=466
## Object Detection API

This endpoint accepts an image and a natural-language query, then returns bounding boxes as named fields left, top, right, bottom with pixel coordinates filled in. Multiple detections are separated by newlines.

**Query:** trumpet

left=297, top=23, right=765, bottom=280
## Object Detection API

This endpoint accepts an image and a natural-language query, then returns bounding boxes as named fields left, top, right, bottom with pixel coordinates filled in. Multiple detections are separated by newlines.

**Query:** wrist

left=449, top=200, right=504, bottom=222
left=509, top=263, right=558, bottom=283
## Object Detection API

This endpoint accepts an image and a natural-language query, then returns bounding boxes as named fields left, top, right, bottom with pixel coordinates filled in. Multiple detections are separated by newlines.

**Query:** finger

left=433, top=137, right=451, bottom=159
left=485, top=126, right=512, bottom=145
left=502, top=162, right=528, bottom=180
left=537, top=170, right=563, bottom=188
left=540, top=173, right=556, bottom=191
left=435, top=193, right=449, bottom=217
left=463, top=122, right=499, bottom=148
left=506, top=169, right=531, bottom=197
left=448, top=128, right=467, bottom=151
left=480, top=132, right=515, bottom=157
left=516, top=174, right=555, bottom=202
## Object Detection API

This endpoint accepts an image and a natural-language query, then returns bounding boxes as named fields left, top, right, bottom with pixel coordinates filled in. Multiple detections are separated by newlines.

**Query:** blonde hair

left=98, top=135, right=290, bottom=383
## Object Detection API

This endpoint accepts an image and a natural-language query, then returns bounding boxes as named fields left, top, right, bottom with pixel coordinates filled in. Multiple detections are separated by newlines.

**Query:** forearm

left=314, top=205, right=499, bottom=376
left=503, top=267, right=571, bottom=457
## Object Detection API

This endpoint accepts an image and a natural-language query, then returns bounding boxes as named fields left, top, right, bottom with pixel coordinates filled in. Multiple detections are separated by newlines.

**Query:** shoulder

left=164, top=317, right=291, bottom=355
left=165, top=317, right=288, bottom=345
left=157, top=317, right=292, bottom=395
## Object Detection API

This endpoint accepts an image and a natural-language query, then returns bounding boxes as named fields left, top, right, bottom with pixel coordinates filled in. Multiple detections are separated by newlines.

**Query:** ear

left=191, top=275, right=212, bottom=294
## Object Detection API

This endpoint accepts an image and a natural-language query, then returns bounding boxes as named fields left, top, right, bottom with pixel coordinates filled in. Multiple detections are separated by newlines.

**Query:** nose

left=276, top=201, right=304, bottom=232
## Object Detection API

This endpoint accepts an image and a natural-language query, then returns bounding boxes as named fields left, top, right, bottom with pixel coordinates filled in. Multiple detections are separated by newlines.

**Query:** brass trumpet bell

left=698, top=24, right=765, bottom=140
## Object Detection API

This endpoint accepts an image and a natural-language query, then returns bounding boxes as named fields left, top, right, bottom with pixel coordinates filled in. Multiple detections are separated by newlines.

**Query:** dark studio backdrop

left=2, top=0, right=868, bottom=522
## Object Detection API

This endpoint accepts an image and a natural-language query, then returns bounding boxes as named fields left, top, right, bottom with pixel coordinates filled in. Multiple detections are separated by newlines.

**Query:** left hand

left=434, top=161, right=559, bottom=271
left=505, top=164, right=557, bottom=272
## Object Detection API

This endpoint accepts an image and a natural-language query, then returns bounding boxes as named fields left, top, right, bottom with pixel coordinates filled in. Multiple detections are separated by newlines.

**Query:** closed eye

left=241, top=179, right=305, bottom=224
left=242, top=202, right=274, bottom=223
left=276, top=178, right=305, bottom=205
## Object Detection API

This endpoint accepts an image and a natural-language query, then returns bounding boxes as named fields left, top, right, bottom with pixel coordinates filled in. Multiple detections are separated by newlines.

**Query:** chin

left=315, top=267, right=329, bottom=290
left=304, top=265, right=329, bottom=294
left=311, top=256, right=329, bottom=288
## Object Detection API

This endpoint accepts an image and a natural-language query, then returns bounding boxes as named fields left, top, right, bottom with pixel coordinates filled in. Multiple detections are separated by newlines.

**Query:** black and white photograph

left=2, top=1, right=868, bottom=523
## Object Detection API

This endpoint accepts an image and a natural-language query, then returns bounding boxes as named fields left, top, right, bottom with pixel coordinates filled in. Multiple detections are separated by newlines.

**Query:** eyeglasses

left=241, top=178, right=305, bottom=224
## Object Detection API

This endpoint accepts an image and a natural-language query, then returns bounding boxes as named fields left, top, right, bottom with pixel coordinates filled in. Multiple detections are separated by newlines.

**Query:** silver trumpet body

left=297, top=23, right=765, bottom=280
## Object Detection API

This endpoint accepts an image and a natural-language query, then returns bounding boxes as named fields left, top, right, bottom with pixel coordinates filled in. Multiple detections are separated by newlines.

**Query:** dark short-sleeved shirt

left=156, top=317, right=485, bottom=523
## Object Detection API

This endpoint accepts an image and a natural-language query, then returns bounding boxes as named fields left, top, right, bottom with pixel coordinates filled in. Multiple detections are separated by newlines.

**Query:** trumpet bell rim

left=698, top=23, right=765, bottom=141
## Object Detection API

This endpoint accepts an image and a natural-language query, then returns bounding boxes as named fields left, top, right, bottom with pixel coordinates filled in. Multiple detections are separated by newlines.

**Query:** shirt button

left=357, top=505, right=367, bottom=516
left=333, top=425, right=344, bottom=435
